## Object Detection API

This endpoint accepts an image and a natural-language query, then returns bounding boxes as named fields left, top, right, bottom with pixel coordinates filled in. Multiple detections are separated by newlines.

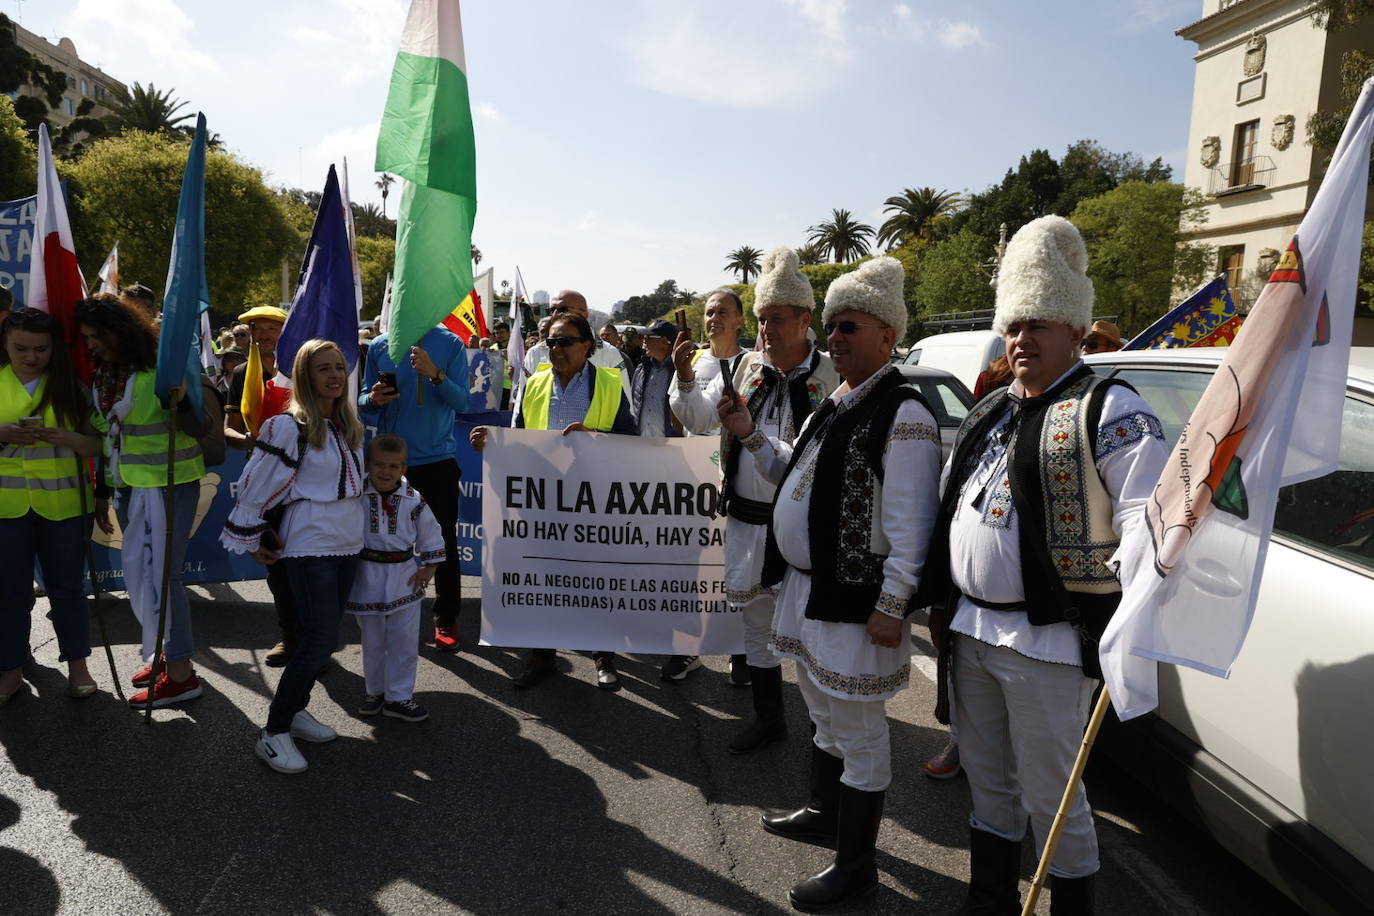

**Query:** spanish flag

left=241, top=342, right=265, bottom=437
left=442, top=287, right=488, bottom=345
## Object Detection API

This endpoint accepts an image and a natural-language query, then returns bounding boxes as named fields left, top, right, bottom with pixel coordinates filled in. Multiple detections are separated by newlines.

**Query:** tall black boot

left=729, top=665, right=787, bottom=754
left=761, top=744, right=843, bottom=848
left=1049, top=873, right=1095, bottom=916
left=787, top=785, right=884, bottom=912
left=947, top=828, right=1022, bottom=916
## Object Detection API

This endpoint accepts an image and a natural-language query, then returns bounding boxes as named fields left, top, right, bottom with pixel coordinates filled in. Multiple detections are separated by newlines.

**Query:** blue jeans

left=0, top=512, right=91, bottom=672
left=266, top=554, right=358, bottom=733
left=116, top=483, right=198, bottom=662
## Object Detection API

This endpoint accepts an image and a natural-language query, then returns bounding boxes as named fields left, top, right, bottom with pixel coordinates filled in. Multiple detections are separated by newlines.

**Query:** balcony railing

left=1209, top=155, right=1276, bottom=196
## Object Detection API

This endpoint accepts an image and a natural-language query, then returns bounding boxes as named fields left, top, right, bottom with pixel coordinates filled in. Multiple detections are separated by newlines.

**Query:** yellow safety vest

left=104, top=369, right=206, bottom=488
left=521, top=366, right=621, bottom=431
left=0, top=366, right=90, bottom=520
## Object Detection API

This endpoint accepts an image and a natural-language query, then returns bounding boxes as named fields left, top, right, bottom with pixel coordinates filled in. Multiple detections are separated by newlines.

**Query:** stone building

left=3, top=19, right=126, bottom=126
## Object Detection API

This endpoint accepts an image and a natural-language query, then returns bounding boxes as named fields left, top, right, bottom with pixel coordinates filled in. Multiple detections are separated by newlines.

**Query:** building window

left=94, top=84, right=106, bottom=100
left=62, top=97, right=74, bottom=116
left=80, top=78, right=89, bottom=96
left=1219, top=245, right=1245, bottom=297
left=1230, top=120, right=1259, bottom=186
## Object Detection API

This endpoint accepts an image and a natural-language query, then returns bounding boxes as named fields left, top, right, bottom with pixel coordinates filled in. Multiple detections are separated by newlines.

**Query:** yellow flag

left=242, top=341, right=264, bottom=437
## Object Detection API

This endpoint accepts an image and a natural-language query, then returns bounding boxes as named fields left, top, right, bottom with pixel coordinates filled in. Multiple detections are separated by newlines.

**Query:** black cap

left=644, top=319, right=678, bottom=339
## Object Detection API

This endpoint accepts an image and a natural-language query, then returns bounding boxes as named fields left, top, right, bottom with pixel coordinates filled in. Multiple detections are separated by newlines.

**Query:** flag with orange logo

left=1100, top=77, right=1374, bottom=720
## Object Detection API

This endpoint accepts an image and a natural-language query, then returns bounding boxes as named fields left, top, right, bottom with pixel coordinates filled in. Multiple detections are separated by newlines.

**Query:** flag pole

left=76, top=455, right=124, bottom=702
left=143, top=390, right=180, bottom=724
left=1020, top=686, right=1113, bottom=916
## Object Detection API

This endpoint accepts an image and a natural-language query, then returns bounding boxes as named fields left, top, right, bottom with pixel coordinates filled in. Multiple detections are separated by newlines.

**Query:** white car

left=902, top=330, right=1003, bottom=393
left=894, top=364, right=974, bottom=460
left=1087, top=347, right=1374, bottom=916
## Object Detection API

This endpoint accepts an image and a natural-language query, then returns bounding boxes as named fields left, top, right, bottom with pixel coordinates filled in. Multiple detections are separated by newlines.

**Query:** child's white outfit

left=346, top=477, right=446, bottom=702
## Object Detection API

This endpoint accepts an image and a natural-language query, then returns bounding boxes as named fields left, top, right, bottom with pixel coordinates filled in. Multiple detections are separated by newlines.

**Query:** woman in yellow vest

left=76, top=296, right=207, bottom=709
left=0, top=309, right=103, bottom=706
left=469, top=313, right=635, bottom=690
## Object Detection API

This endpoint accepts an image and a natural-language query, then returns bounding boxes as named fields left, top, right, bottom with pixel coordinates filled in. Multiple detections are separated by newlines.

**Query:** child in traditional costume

left=347, top=434, right=445, bottom=722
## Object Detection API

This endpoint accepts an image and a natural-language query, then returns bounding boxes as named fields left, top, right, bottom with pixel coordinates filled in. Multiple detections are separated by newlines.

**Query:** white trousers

left=797, top=668, right=891, bottom=792
left=357, top=603, right=421, bottom=702
left=952, top=634, right=1099, bottom=878
left=742, top=594, right=778, bottom=668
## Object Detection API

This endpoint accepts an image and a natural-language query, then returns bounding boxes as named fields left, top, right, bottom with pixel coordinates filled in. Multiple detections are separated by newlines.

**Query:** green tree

left=376, top=172, right=395, bottom=218
left=67, top=130, right=296, bottom=313
left=0, top=14, right=66, bottom=135
left=105, top=82, right=194, bottom=134
left=876, top=187, right=960, bottom=250
left=724, top=244, right=762, bottom=283
left=795, top=242, right=825, bottom=266
left=807, top=208, right=875, bottom=263
left=1070, top=181, right=1214, bottom=334
left=0, top=94, right=35, bottom=200
left=356, top=235, right=395, bottom=320
left=912, top=227, right=995, bottom=318
left=351, top=201, right=391, bottom=238
left=621, top=279, right=680, bottom=324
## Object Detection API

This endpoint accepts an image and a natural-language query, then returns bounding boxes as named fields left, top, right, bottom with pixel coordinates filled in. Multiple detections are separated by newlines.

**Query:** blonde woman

left=222, top=339, right=365, bottom=774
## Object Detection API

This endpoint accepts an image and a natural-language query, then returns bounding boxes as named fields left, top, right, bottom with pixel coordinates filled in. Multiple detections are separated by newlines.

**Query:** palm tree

left=807, top=209, right=875, bottom=264
left=376, top=173, right=395, bottom=218
left=724, top=245, right=762, bottom=284
left=106, top=82, right=193, bottom=134
left=352, top=202, right=390, bottom=237
left=471, top=244, right=482, bottom=265
left=875, top=187, right=961, bottom=250
left=795, top=242, right=826, bottom=266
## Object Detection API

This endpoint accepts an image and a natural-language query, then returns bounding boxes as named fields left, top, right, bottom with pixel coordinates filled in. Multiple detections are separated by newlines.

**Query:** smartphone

left=377, top=371, right=398, bottom=392
left=719, top=360, right=736, bottom=400
left=674, top=308, right=689, bottom=338
left=18, top=416, right=41, bottom=429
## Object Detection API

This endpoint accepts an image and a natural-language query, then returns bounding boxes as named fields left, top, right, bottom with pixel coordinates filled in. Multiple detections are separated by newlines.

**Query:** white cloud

left=309, top=121, right=382, bottom=196
left=623, top=1, right=853, bottom=110
left=69, top=0, right=220, bottom=72
left=476, top=102, right=501, bottom=121
left=891, top=3, right=988, bottom=51
left=332, top=0, right=408, bottom=84
left=292, top=26, right=335, bottom=43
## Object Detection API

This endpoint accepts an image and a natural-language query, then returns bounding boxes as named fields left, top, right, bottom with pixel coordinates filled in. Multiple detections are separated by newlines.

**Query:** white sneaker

left=256, top=730, right=307, bottom=774
left=290, top=709, right=338, bottom=743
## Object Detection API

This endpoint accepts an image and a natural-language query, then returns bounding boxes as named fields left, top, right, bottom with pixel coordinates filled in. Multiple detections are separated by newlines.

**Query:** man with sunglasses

left=519, top=290, right=634, bottom=407
left=758, top=257, right=941, bottom=911
left=670, top=247, right=838, bottom=754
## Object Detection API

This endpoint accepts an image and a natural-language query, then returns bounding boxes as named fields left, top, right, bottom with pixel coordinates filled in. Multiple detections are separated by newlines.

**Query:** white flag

left=97, top=242, right=119, bottom=294
left=1100, top=78, right=1374, bottom=720
left=508, top=265, right=529, bottom=391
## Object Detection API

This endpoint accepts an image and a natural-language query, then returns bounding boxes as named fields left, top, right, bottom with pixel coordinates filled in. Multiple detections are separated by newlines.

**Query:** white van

left=902, top=330, right=1003, bottom=393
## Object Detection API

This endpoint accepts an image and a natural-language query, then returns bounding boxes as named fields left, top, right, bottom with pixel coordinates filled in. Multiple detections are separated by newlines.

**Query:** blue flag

left=275, top=165, right=359, bottom=378
left=155, top=113, right=209, bottom=421
left=1123, top=276, right=1242, bottom=350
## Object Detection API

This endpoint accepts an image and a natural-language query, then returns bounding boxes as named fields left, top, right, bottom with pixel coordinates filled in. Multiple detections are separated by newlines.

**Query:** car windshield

left=910, top=377, right=971, bottom=427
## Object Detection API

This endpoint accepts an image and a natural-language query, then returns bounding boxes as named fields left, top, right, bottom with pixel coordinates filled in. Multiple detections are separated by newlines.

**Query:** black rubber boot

left=947, top=828, right=1022, bottom=915
left=1049, top=873, right=1095, bottom=916
left=787, top=785, right=884, bottom=912
left=729, top=665, right=787, bottom=754
left=761, top=744, right=843, bottom=848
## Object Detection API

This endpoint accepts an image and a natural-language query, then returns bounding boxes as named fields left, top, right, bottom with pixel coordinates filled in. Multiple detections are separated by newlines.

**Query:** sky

left=6, top=0, right=1205, bottom=310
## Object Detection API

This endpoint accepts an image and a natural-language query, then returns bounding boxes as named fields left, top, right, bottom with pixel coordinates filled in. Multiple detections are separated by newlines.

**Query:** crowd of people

left=0, top=215, right=1164, bottom=915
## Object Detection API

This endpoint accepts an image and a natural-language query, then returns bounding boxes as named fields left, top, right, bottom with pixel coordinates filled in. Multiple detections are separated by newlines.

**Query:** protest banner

left=0, top=195, right=36, bottom=306
left=480, top=428, right=739, bottom=655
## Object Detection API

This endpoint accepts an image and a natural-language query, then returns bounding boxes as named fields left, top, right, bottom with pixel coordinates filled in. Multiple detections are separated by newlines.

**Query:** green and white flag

left=376, top=0, right=477, bottom=363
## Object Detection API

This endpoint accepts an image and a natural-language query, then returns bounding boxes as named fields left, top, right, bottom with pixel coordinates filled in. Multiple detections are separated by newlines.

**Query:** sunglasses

left=549, top=305, right=572, bottom=314
left=547, top=335, right=589, bottom=348
left=824, top=320, right=881, bottom=336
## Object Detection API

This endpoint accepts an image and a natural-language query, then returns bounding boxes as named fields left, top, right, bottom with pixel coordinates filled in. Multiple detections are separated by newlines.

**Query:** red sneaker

left=432, top=626, right=459, bottom=652
left=129, top=671, right=204, bottom=708
left=130, top=659, right=161, bottom=688
left=924, top=739, right=962, bottom=780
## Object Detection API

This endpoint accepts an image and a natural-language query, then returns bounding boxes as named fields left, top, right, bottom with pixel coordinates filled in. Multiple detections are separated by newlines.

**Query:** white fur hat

left=753, top=246, right=815, bottom=315
left=993, top=215, right=1093, bottom=335
left=822, top=256, right=907, bottom=341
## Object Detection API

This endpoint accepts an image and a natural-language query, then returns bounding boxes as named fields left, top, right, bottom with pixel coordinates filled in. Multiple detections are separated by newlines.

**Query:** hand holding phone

left=674, top=308, right=689, bottom=338
left=18, top=416, right=41, bottom=429
left=377, top=371, right=398, bottom=392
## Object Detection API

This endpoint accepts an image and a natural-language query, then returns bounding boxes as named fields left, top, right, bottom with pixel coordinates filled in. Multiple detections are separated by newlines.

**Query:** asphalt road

left=0, top=577, right=1301, bottom=915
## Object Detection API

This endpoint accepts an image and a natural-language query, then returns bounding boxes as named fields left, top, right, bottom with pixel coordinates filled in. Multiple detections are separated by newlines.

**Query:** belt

left=724, top=494, right=772, bottom=526
left=359, top=547, right=414, bottom=564
left=965, top=594, right=1026, bottom=612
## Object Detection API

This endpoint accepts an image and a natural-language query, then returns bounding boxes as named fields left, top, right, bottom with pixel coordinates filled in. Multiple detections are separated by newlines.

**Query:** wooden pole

left=76, top=455, right=125, bottom=703
left=143, top=391, right=180, bottom=724
left=1020, top=686, right=1114, bottom=916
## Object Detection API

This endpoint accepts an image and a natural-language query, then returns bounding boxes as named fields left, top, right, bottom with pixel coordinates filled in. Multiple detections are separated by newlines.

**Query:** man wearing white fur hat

left=919, top=215, right=1166, bottom=915
left=669, top=247, right=838, bottom=754
left=758, top=256, right=943, bottom=911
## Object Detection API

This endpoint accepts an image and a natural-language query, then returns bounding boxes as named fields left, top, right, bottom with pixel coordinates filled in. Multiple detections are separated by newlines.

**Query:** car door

left=1105, top=362, right=1374, bottom=876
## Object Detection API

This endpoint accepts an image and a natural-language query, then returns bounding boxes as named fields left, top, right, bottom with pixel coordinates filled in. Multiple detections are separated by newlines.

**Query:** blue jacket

left=359, top=328, right=470, bottom=466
